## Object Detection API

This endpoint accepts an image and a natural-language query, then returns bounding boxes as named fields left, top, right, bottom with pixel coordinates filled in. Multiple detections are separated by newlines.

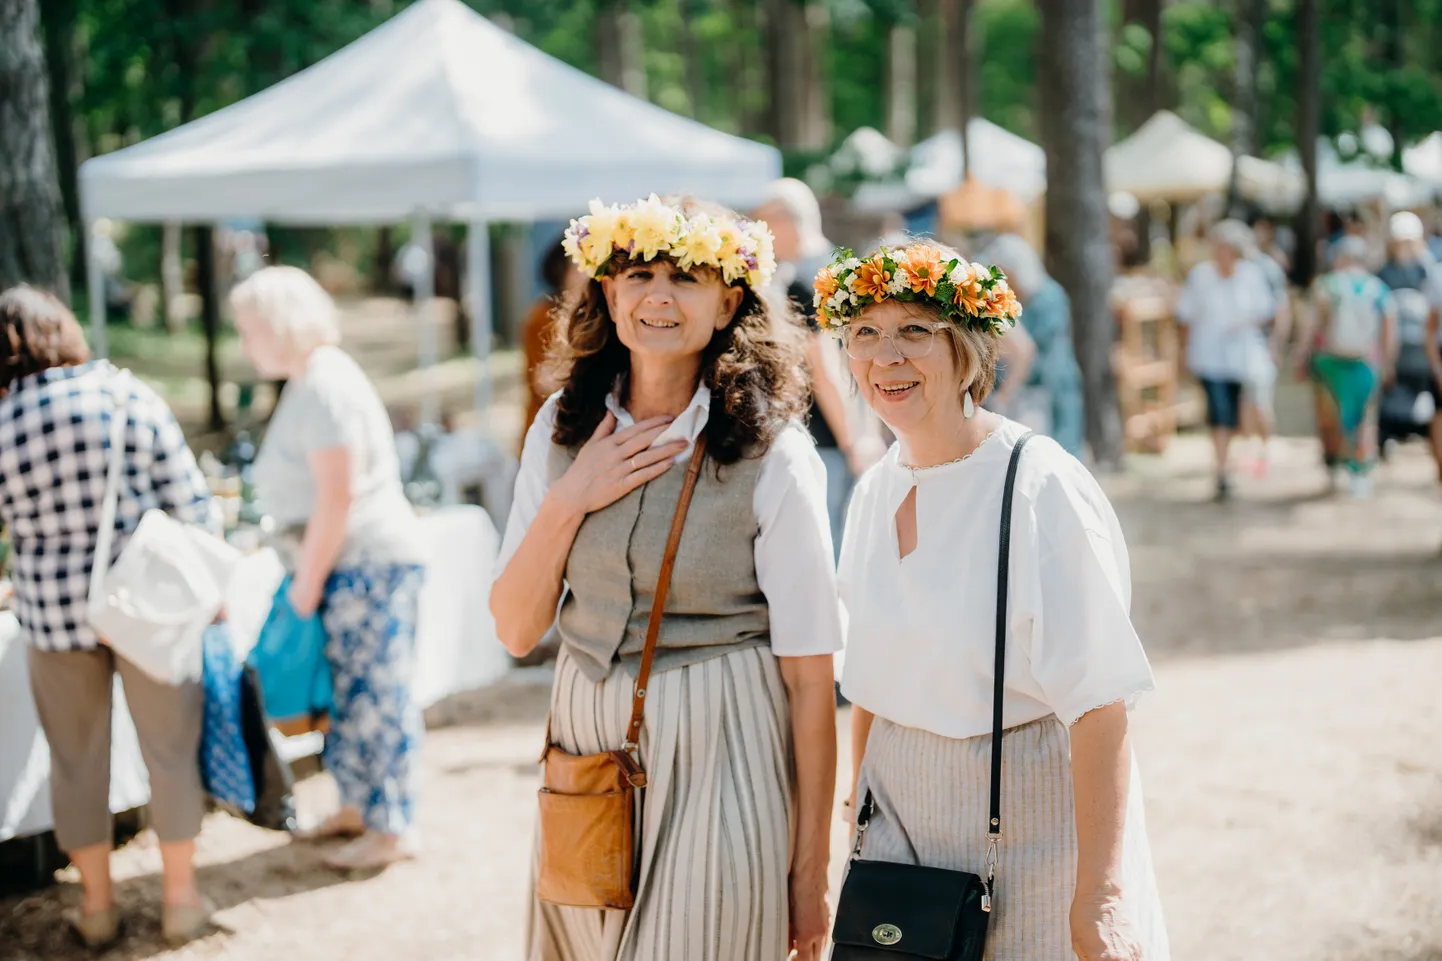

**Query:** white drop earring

left=963, top=391, right=976, bottom=419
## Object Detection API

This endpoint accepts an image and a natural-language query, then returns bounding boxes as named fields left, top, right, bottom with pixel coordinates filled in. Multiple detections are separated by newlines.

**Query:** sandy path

left=4, top=437, right=1441, bottom=961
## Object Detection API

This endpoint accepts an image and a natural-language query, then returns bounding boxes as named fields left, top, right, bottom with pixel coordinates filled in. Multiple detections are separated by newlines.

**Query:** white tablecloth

left=0, top=504, right=510, bottom=842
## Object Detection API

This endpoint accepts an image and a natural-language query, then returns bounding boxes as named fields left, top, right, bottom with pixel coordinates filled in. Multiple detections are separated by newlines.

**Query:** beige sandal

left=292, top=812, right=365, bottom=843
left=322, top=834, right=418, bottom=872
left=67, top=906, right=119, bottom=948
left=162, top=900, right=213, bottom=945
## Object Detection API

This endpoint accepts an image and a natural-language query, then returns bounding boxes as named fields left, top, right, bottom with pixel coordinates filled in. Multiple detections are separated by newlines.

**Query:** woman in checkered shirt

left=0, top=286, right=220, bottom=947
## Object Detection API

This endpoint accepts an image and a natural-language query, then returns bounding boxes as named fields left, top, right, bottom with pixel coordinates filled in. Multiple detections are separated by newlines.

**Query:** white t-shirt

left=1174, top=259, right=1276, bottom=381
left=497, top=386, right=843, bottom=659
left=838, top=419, right=1155, bottom=738
left=253, top=346, right=422, bottom=568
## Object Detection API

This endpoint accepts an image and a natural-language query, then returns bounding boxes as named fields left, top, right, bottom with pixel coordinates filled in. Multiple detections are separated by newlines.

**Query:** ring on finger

left=628, top=456, right=636, bottom=472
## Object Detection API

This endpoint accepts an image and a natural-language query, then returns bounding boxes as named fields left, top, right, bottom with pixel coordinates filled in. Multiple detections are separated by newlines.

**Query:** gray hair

left=229, top=265, right=341, bottom=355
left=1209, top=219, right=1256, bottom=258
left=1333, top=235, right=1370, bottom=267
left=980, top=233, right=1046, bottom=295
left=762, top=177, right=830, bottom=260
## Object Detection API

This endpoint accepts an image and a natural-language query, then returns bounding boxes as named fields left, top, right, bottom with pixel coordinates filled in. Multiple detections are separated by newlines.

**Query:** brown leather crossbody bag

left=535, top=435, right=707, bottom=910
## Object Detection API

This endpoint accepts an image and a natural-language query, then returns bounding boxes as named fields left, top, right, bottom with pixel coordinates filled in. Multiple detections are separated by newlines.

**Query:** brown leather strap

left=623, top=433, right=707, bottom=752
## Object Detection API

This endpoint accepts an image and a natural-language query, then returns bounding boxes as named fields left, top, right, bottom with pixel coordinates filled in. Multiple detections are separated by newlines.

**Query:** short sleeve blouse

left=838, top=419, right=1155, bottom=738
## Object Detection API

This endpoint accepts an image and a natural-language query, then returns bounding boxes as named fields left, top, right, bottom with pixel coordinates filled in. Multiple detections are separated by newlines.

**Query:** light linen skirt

left=527, top=644, right=795, bottom=961
left=846, top=715, right=1169, bottom=961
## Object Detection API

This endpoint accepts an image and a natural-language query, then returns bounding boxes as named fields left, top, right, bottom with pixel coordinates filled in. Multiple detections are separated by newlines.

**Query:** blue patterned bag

left=200, top=623, right=257, bottom=814
left=246, top=577, right=333, bottom=726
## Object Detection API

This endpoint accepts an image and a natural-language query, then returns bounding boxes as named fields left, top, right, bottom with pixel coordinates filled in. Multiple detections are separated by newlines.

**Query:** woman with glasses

left=818, top=243, right=1169, bottom=960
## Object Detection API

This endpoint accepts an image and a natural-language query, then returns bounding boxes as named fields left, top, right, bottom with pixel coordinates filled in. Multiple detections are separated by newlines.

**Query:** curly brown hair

left=543, top=198, right=807, bottom=466
left=0, top=286, right=91, bottom=394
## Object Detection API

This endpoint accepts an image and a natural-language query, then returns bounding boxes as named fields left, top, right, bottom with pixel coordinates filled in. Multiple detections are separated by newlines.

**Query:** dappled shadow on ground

left=0, top=834, right=351, bottom=961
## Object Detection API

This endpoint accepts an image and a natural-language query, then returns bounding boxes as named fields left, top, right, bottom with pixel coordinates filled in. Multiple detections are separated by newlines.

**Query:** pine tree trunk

left=194, top=226, right=225, bottom=431
left=1293, top=0, right=1321, bottom=287
left=0, top=0, right=70, bottom=299
left=1117, top=0, right=1163, bottom=133
left=799, top=1, right=832, bottom=150
left=597, top=1, right=647, bottom=99
left=886, top=22, right=919, bottom=147
left=38, top=0, right=82, bottom=287
left=1226, top=0, right=1264, bottom=216
left=1038, top=0, right=1121, bottom=467
left=679, top=0, right=706, bottom=119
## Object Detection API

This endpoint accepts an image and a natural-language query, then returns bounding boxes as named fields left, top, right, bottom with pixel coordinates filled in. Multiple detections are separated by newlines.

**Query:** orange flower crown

left=812, top=245, right=1021, bottom=335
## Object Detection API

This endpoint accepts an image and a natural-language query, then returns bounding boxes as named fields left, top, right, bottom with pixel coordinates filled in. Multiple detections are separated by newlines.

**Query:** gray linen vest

left=547, top=442, right=771, bottom=683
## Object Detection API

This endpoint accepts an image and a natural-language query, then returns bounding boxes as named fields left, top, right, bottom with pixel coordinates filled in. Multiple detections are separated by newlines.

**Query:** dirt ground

left=4, top=431, right=1442, bottom=961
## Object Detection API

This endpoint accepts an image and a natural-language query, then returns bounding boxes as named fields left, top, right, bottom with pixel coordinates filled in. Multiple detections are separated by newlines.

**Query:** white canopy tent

left=78, top=0, right=781, bottom=421
left=852, top=118, right=1047, bottom=212
left=1105, top=110, right=1304, bottom=211
left=1403, top=132, right=1442, bottom=192
left=1276, top=139, right=1435, bottom=211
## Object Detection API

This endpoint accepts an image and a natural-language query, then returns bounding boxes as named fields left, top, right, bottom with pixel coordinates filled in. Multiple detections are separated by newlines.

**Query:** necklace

left=900, top=426, right=1002, bottom=474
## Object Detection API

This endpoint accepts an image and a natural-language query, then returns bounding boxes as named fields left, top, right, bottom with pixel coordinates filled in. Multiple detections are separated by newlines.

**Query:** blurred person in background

left=983, top=233, right=1084, bottom=457
left=1304, top=237, right=1398, bottom=498
left=1376, top=212, right=1437, bottom=453
left=231, top=266, right=426, bottom=871
left=0, top=287, right=220, bottom=946
left=520, top=237, right=587, bottom=451
left=755, top=178, right=886, bottom=552
left=1239, top=224, right=1292, bottom=478
left=1175, top=219, right=1277, bottom=501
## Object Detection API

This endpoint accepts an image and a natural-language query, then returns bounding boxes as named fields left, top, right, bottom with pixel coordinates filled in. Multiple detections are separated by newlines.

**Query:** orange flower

left=853, top=258, right=892, bottom=300
left=899, top=246, right=945, bottom=296
left=953, top=279, right=986, bottom=315
left=814, top=267, right=840, bottom=300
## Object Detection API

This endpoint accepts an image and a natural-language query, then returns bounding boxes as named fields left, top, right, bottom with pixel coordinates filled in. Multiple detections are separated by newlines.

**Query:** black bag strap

left=853, top=432, right=1033, bottom=883
left=989, top=432, right=1033, bottom=846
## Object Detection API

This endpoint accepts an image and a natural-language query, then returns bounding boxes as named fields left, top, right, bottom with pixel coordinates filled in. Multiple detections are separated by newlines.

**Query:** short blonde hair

left=229, top=266, right=340, bottom=355
left=1209, top=219, right=1255, bottom=258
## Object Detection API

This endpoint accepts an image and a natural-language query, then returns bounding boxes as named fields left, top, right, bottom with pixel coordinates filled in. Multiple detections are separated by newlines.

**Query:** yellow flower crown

left=813, top=244, right=1022, bottom=335
left=562, top=195, right=777, bottom=291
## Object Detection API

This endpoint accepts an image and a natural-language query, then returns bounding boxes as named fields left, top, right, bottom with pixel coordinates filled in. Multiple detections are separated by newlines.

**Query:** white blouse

left=497, top=386, right=843, bottom=659
left=838, top=419, right=1155, bottom=739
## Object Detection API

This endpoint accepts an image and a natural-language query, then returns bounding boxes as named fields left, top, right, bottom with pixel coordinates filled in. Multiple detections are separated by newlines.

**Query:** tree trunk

left=193, top=226, right=224, bottom=430
left=0, top=0, right=70, bottom=299
left=37, top=0, right=83, bottom=288
left=1292, top=0, right=1321, bottom=287
left=679, top=0, right=707, bottom=119
left=597, top=0, right=647, bottom=100
left=1038, top=0, right=1120, bottom=467
left=799, top=1, right=832, bottom=150
left=1381, top=0, right=1406, bottom=171
left=886, top=22, right=919, bottom=147
left=1226, top=0, right=1265, bottom=216
left=764, top=0, right=806, bottom=148
left=729, top=0, right=764, bottom=135
left=1117, top=0, right=1163, bottom=133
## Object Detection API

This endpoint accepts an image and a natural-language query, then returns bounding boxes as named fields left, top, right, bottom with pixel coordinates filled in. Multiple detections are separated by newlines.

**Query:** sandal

left=322, top=833, right=419, bottom=872
left=292, top=812, right=365, bottom=843
left=67, top=906, right=119, bottom=948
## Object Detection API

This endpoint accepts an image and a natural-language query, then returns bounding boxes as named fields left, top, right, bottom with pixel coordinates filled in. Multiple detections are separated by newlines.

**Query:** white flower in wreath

left=887, top=269, right=910, bottom=296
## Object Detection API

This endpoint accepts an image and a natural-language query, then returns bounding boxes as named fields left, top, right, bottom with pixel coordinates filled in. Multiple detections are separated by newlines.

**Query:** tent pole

left=465, top=218, right=493, bottom=430
left=86, top=220, right=107, bottom=358
left=411, top=213, right=438, bottom=428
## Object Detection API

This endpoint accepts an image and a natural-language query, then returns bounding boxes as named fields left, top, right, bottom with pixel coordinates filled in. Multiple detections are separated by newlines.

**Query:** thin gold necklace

left=900, top=425, right=1002, bottom=473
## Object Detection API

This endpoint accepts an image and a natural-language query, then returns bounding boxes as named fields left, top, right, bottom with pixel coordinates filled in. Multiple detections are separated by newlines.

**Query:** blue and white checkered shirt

left=0, top=361, right=221, bottom=651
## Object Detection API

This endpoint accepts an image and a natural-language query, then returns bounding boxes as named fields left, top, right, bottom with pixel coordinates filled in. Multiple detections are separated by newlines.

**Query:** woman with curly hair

left=491, top=196, right=841, bottom=961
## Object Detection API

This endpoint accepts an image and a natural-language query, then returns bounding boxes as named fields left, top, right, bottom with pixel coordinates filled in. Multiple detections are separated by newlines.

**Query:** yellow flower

left=630, top=194, right=680, bottom=261
left=899, top=246, right=945, bottom=296
left=578, top=199, right=621, bottom=266
left=674, top=216, right=724, bottom=271
left=853, top=258, right=892, bottom=301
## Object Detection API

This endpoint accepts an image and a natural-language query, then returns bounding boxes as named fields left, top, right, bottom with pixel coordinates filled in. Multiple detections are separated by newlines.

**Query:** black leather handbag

left=831, top=433, right=1033, bottom=961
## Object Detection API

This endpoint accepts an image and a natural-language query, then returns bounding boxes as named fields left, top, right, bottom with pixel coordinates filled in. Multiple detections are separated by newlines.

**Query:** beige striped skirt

left=527, top=644, right=795, bottom=961
left=847, top=715, right=1169, bottom=961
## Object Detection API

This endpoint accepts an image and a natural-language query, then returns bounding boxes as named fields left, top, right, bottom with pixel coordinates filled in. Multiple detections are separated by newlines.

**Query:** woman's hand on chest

left=548, top=411, right=689, bottom=518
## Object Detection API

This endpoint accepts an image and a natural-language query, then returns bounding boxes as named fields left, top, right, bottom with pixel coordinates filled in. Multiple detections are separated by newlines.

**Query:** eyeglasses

left=838, top=321, right=949, bottom=361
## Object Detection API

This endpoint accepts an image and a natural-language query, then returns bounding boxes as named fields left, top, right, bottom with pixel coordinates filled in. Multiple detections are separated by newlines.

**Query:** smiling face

left=600, top=257, right=745, bottom=365
left=847, top=301, right=971, bottom=437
